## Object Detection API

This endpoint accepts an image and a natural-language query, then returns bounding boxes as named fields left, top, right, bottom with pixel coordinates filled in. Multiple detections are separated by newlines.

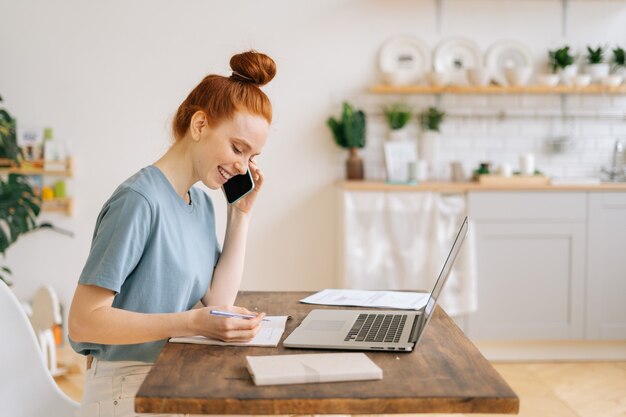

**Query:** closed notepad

left=246, top=353, right=382, bottom=386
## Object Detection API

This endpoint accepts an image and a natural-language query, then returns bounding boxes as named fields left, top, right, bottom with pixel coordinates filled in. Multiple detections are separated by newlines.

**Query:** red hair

left=172, top=51, right=276, bottom=140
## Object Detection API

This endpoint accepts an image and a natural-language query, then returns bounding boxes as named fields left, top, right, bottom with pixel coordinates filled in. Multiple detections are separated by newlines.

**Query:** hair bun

left=230, top=50, right=276, bottom=87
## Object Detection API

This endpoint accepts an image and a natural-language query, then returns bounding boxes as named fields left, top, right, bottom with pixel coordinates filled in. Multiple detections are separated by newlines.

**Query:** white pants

left=77, top=358, right=183, bottom=417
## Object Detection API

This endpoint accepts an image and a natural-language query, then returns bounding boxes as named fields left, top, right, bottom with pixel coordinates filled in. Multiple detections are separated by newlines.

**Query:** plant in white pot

left=327, top=102, right=367, bottom=180
left=612, top=46, right=626, bottom=78
left=585, top=45, right=610, bottom=82
left=383, top=103, right=412, bottom=141
left=418, top=107, right=446, bottom=180
left=549, top=46, right=576, bottom=85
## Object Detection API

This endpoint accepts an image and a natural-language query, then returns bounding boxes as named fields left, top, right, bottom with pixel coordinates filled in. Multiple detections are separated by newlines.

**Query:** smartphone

left=222, top=169, right=255, bottom=204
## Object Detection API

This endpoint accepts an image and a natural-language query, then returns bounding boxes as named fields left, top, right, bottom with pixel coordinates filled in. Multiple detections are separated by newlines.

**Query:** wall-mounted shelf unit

left=371, top=85, right=626, bottom=95
left=0, top=157, right=73, bottom=177
left=0, top=157, right=74, bottom=215
left=41, top=197, right=73, bottom=215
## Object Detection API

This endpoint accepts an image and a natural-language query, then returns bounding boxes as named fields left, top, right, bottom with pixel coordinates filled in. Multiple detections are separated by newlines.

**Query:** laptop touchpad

left=305, top=320, right=345, bottom=331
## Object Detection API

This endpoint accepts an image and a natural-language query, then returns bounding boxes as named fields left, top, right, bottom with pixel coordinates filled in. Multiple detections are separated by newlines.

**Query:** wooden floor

left=55, top=347, right=626, bottom=416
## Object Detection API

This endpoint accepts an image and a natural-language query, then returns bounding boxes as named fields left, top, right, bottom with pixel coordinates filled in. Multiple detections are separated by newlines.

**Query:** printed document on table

left=169, top=316, right=289, bottom=347
left=300, top=289, right=429, bottom=310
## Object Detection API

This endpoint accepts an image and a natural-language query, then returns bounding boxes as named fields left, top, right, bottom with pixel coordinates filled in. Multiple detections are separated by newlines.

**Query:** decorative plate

left=379, top=36, right=431, bottom=86
left=485, top=40, right=534, bottom=85
left=433, top=37, right=482, bottom=73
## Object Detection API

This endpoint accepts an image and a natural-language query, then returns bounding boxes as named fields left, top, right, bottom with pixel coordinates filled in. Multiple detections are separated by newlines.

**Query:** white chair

left=0, top=280, right=79, bottom=417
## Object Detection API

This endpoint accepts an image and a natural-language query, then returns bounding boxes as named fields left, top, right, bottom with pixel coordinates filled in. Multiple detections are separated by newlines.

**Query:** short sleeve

left=78, top=188, right=152, bottom=293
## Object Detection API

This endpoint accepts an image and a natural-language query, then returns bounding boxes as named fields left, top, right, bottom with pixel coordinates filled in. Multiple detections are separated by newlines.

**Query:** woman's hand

left=232, top=160, right=263, bottom=215
left=189, top=305, right=266, bottom=342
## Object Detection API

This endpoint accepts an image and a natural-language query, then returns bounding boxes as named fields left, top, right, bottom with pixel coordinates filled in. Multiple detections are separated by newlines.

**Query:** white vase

left=388, top=127, right=409, bottom=142
left=419, top=130, right=439, bottom=179
left=558, top=65, right=578, bottom=85
left=586, top=63, right=610, bottom=83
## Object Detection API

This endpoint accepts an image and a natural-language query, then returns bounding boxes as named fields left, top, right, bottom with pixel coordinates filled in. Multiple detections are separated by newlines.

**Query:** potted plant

left=383, top=103, right=412, bottom=141
left=585, top=45, right=610, bottom=82
left=548, top=46, right=577, bottom=85
left=612, top=46, right=626, bottom=77
left=327, top=102, right=366, bottom=180
left=418, top=107, right=446, bottom=179
left=0, top=95, right=42, bottom=285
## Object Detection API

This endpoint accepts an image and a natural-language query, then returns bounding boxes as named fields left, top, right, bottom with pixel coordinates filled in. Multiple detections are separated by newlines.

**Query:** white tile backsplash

left=362, top=93, right=626, bottom=180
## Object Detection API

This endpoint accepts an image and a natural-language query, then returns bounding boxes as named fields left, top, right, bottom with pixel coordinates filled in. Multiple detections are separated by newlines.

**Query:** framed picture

left=384, top=142, right=418, bottom=183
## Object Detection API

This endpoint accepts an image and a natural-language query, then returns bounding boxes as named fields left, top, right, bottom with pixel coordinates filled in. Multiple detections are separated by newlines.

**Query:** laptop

left=283, top=216, right=468, bottom=352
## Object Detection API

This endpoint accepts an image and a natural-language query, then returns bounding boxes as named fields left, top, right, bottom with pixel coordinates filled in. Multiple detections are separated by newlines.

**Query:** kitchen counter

left=338, top=180, right=626, bottom=193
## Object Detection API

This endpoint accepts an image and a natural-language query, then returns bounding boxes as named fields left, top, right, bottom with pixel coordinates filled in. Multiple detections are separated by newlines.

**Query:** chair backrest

left=0, top=281, right=79, bottom=417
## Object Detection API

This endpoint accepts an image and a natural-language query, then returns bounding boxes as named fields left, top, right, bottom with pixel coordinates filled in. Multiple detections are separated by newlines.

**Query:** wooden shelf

left=371, top=84, right=626, bottom=95
left=41, top=198, right=73, bottom=215
left=0, top=157, right=73, bottom=177
left=337, top=180, right=626, bottom=193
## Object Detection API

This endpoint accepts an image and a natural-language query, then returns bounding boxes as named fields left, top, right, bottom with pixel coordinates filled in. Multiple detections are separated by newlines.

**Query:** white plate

left=433, top=37, right=482, bottom=85
left=485, top=40, right=534, bottom=85
left=379, top=36, right=431, bottom=85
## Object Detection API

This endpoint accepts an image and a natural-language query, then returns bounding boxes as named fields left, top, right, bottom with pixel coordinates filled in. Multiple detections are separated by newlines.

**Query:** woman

left=68, top=50, right=276, bottom=416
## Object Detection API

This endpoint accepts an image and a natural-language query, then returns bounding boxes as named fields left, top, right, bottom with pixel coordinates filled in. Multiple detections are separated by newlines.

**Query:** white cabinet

left=467, top=192, right=587, bottom=340
left=586, top=193, right=626, bottom=339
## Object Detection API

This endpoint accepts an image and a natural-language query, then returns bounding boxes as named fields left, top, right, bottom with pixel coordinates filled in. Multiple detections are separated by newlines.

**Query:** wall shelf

left=0, top=157, right=74, bottom=177
left=0, top=157, right=74, bottom=215
left=371, top=85, right=626, bottom=95
left=41, top=198, right=73, bottom=216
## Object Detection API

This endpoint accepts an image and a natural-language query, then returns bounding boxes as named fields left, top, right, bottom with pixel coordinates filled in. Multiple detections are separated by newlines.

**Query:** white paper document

left=169, top=316, right=289, bottom=347
left=300, top=289, right=429, bottom=310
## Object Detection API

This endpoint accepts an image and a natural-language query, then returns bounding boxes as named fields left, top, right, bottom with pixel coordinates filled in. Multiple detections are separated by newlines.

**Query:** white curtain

left=341, top=191, right=477, bottom=317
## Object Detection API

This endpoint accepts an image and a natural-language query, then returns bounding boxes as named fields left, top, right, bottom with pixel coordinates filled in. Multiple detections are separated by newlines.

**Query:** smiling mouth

left=218, top=166, right=233, bottom=181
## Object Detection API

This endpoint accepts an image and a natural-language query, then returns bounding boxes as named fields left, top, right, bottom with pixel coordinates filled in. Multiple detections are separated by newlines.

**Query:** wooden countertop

left=338, top=180, right=626, bottom=193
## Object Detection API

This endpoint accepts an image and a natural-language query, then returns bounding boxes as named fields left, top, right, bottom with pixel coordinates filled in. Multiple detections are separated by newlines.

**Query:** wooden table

left=135, top=291, right=519, bottom=415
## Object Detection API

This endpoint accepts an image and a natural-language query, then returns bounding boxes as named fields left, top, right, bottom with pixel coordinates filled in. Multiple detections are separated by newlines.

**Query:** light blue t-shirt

left=70, top=166, right=221, bottom=363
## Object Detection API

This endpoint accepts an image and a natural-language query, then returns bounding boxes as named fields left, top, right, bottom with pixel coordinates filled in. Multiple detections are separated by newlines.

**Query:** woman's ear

left=189, top=111, right=208, bottom=142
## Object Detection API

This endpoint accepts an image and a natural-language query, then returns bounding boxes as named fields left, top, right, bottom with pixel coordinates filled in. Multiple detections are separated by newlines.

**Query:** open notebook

left=169, top=316, right=289, bottom=347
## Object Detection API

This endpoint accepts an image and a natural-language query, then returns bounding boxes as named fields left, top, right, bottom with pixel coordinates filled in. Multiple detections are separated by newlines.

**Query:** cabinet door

left=587, top=193, right=626, bottom=339
left=467, top=221, right=586, bottom=340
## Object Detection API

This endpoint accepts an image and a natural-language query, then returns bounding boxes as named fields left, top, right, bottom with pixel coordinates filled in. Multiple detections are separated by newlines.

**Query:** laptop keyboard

left=344, top=313, right=407, bottom=343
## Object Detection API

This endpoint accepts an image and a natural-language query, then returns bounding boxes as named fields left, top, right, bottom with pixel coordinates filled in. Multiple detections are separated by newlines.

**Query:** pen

left=210, top=309, right=269, bottom=322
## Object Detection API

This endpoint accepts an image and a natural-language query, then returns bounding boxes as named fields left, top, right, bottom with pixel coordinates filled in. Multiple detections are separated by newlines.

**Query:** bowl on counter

left=504, top=66, right=533, bottom=86
left=572, top=74, right=592, bottom=88
left=466, top=68, right=491, bottom=86
left=601, top=75, right=623, bottom=87
left=537, top=73, right=560, bottom=87
left=425, top=70, right=448, bottom=87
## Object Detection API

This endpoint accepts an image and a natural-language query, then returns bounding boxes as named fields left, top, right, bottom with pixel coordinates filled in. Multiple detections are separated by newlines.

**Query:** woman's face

left=194, top=111, right=269, bottom=190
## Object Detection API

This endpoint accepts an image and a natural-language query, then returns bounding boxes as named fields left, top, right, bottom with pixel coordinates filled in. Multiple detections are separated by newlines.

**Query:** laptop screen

left=414, top=217, right=468, bottom=345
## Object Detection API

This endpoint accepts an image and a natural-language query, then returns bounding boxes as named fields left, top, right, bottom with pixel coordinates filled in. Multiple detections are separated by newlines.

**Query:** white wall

left=1, top=0, right=625, bottom=315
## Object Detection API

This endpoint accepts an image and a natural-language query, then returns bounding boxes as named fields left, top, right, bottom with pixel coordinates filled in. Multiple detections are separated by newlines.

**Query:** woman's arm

left=203, top=161, right=265, bottom=307
left=69, top=284, right=264, bottom=344
left=203, top=208, right=250, bottom=306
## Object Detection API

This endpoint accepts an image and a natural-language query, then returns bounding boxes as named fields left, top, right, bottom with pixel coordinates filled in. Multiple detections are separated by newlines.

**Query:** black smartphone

left=222, top=169, right=255, bottom=204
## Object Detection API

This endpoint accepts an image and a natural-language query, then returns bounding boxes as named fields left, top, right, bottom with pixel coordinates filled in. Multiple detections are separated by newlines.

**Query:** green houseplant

left=549, top=46, right=577, bottom=85
left=0, top=95, right=42, bottom=285
left=586, top=45, right=610, bottom=82
left=586, top=46, right=604, bottom=65
left=612, top=47, right=625, bottom=76
left=549, top=46, right=575, bottom=72
left=613, top=47, right=625, bottom=67
left=327, top=102, right=366, bottom=180
left=418, top=107, right=446, bottom=132
left=383, top=103, right=412, bottom=141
